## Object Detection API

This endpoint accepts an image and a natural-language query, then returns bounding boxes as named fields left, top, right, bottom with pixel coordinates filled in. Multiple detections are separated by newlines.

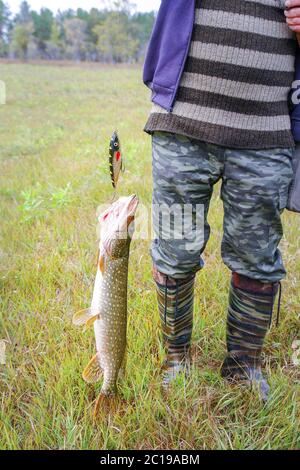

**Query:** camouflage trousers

left=152, top=132, right=294, bottom=282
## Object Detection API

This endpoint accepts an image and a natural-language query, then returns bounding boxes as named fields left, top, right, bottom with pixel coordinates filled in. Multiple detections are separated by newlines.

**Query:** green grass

left=0, top=62, right=300, bottom=450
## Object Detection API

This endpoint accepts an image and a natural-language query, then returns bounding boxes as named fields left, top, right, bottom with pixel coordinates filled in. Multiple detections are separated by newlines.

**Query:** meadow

left=0, top=62, right=299, bottom=450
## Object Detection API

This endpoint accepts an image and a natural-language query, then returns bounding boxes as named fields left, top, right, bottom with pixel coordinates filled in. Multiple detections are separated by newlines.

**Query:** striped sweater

left=145, top=0, right=297, bottom=149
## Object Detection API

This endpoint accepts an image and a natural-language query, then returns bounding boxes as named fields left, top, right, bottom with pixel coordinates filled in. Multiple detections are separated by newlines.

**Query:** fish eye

left=114, top=142, right=118, bottom=147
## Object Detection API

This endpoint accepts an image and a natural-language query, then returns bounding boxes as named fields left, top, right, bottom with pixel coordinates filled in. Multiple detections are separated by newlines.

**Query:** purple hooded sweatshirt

left=143, top=0, right=300, bottom=142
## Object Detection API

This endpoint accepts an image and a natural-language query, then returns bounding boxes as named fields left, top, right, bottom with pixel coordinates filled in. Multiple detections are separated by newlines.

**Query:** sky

left=6, top=0, right=161, bottom=14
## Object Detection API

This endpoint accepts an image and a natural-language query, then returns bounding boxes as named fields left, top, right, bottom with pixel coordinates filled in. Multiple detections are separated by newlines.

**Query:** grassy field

left=0, top=62, right=299, bottom=450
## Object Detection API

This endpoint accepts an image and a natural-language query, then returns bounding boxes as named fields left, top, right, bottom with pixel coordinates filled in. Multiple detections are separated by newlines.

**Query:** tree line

left=0, top=0, right=156, bottom=62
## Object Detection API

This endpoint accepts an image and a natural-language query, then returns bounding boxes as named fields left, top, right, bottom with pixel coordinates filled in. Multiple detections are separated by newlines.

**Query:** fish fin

left=82, top=354, right=103, bottom=384
left=73, top=308, right=93, bottom=327
left=93, top=391, right=118, bottom=420
left=99, top=253, right=106, bottom=274
left=73, top=309, right=100, bottom=328
left=85, top=314, right=100, bottom=329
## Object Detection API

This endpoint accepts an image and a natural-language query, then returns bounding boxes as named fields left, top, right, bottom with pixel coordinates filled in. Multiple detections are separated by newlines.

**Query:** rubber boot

left=153, top=267, right=195, bottom=390
left=221, top=273, right=280, bottom=402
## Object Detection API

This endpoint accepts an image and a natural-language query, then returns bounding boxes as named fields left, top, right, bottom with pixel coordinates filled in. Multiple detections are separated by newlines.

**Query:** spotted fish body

left=73, top=195, right=139, bottom=409
left=93, top=250, right=129, bottom=395
left=109, top=131, right=123, bottom=189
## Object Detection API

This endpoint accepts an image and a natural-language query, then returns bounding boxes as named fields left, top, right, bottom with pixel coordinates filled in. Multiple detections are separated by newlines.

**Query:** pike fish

left=109, top=131, right=124, bottom=189
left=73, top=195, right=139, bottom=413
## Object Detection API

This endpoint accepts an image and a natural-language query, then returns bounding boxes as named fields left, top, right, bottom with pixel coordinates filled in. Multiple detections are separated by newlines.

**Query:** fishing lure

left=109, top=131, right=124, bottom=189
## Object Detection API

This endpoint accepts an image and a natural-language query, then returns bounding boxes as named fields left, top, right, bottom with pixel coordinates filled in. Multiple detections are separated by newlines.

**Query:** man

left=143, top=0, right=300, bottom=400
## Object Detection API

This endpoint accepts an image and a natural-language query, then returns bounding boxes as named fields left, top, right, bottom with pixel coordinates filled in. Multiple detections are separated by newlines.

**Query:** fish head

left=99, top=195, right=139, bottom=259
